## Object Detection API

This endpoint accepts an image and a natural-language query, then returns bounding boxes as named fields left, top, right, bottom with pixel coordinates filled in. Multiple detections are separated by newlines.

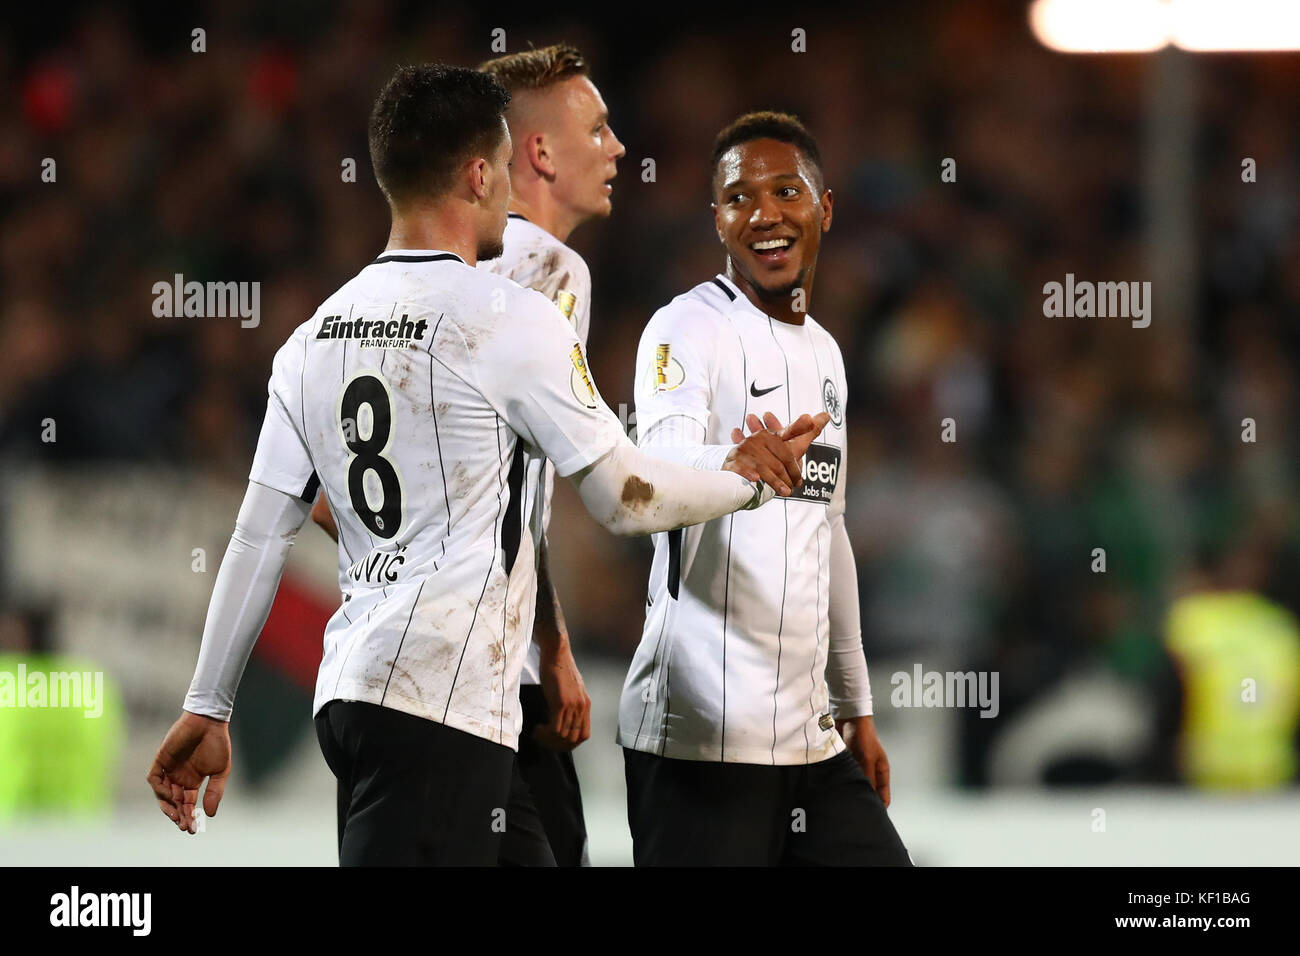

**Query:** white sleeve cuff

left=828, top=641, right=873, bottom=719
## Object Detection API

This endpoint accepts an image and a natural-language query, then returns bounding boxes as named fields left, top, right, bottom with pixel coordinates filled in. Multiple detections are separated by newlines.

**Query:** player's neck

left=385, top=208, right=480, bottom=265
left=508, top=194, right=577, bottom=245
left=725, top=265, right=812, bottom=326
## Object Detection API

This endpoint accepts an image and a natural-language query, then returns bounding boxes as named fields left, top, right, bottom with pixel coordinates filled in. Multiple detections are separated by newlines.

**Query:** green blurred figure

left=0, top=609, right=124, bottom=818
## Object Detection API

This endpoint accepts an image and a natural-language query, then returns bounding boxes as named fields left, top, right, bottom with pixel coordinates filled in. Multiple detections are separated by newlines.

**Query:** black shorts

left=623, top=747, right=912, bottom=866
left=498, top=684, right=590, bottom=867
left=315, top=699, right=514, bottom=866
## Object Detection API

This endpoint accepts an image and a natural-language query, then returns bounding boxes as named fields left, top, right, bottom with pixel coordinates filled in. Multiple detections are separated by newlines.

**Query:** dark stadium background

left=1, top=1, right=1297, bottom=864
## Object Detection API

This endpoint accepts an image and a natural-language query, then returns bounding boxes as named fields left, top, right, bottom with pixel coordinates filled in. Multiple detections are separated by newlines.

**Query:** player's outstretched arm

left=147, top=479, right=312, bottom=831
left=472, top=290, right=830, bottom=535
left=642, top=410, right=826, bottom=498
left=569, top=414, right=829, bottom=536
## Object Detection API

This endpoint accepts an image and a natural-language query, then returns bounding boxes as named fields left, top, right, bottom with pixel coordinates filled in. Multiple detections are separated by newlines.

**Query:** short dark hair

left=709, top=110, right=825, bottom=195
left=368, top=64, right=512, bottom=205
left=478, top=43, right=588, bottom=94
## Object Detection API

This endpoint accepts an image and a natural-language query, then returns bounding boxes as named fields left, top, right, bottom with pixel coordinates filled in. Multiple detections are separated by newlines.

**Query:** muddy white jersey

left=618, top=274, right=850, bottom=764
left=485, top=214, right=591, bottom=343
left=248, top=249, right=623, bottom=749
left=479, top=213, right=592, bottom=685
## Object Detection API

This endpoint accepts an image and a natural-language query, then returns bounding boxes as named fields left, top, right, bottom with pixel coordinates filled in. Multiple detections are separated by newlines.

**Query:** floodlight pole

left=1144, top=46, right=1196, bottom=328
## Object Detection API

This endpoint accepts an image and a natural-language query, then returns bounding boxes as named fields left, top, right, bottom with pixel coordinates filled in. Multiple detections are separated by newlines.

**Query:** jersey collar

left=372, top=249, right=467, bottom=265
left=712, top=274, right=740, bottom=303
left=712, top=272, right=811, bottom=326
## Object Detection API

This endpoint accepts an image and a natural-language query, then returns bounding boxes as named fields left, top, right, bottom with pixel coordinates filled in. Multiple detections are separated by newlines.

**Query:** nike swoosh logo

left=750, top=382, right=782, bottom=397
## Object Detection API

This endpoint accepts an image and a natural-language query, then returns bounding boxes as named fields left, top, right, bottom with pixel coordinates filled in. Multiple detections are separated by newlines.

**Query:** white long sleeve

left=825, top=451, right=872, bottom=719
left=183, top=480, right=312, bottom=720
left=827, top=513, right=872, bottom=718
left=571, top=435, right=771, bottom=536
left=637, top=413, right=736, bottom=471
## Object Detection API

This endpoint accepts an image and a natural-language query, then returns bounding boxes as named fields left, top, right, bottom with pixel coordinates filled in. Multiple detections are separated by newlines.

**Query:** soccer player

left=476, top=44, right=622, bottom=867
left=311, top=44, right=624, bottom=866
left=146, top=66, right=827, bottom=866
left=618, top=112, right=912, bottom=866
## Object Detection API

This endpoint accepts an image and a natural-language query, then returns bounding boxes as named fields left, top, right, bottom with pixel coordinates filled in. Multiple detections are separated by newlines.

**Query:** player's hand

left=837, top=715, right=892, bottom=807
left=724, top=411, right=831, bottom=496
left=311, top=491, right=339, bottom=543
left=535, top=643, right=591, bottom=752
left=146, top=711, right=233, bottom=834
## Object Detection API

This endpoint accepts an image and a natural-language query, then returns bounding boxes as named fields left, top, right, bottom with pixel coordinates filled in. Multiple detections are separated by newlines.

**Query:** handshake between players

left=723, top=411, right=829, bottom=498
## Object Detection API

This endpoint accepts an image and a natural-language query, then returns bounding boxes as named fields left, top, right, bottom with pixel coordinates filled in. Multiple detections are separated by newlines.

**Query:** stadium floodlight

left=1172, top=0, right=1300, bottom=51
left=1030, top=0, right=1300, bottom=53
left=1030, top=0, right=1169, bottom=53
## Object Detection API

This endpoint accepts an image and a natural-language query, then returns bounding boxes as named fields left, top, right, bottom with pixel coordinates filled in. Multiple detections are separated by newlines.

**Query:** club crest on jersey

left=570, top=343, right=599, bottom=409
left=822, top=377, right=843, bottom=427
left=645, top=343, right=686, bottom=395
left=554, top=289, right=578, bottom=324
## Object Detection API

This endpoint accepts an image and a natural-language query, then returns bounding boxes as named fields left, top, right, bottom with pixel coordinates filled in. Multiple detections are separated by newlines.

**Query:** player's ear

left=820, top=187, right=833, bottom=233
left=712, top=201, right=724, bottom=243
left=467, top=156, right=490, bottom=201
left=528, top=133, right=555, bottom=179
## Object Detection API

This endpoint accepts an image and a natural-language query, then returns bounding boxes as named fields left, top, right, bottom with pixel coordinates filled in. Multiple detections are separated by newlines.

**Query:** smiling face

left=545, top=75, right=625, bottom=222
left=712, top=137, right=832, bottom=301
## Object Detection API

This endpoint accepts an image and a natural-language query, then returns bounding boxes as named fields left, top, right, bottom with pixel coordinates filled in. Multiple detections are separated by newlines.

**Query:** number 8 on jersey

left=338, top=370, right=406, bottom=539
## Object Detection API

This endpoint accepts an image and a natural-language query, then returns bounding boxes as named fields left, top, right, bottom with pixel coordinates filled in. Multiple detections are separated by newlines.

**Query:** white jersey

left=478, top=214, right=592, bottom=685
left=618, top=274, right=850, bottom=765
left=248, top=249, right=623, bottom=749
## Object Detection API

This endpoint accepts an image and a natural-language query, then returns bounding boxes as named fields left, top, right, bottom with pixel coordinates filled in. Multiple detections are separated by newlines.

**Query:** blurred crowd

left=2, top=2, right=1298, bottom=788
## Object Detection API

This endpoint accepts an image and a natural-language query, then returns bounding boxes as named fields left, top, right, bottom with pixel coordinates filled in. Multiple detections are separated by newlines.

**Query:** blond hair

left=478, top=43, right=588, bottom=93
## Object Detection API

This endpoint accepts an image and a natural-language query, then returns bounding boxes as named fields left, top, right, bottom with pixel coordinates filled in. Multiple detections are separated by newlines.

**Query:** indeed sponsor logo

left=801, top=454, right=838, bottom=487
left=792, top=444, right=840, bottom=504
